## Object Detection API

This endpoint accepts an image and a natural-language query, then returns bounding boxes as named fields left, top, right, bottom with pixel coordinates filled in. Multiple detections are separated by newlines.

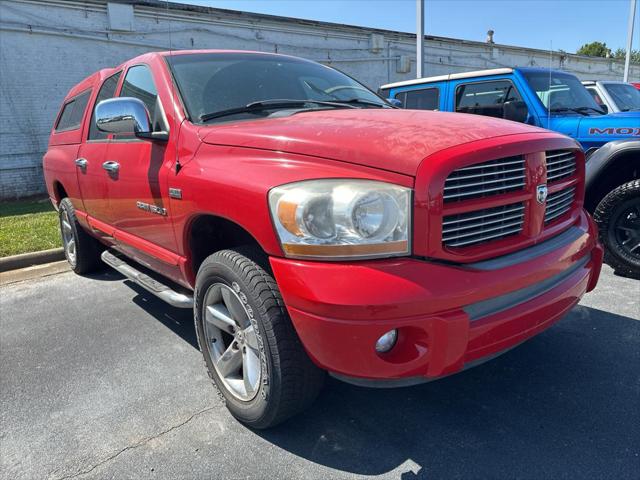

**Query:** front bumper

left=269, top=210, right=603, bottom=384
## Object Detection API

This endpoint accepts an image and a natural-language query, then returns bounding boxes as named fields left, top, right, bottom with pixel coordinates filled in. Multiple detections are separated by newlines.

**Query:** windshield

left=603, top=83, right=640, bottom=111
left=521, top=70, right=603, bottom=113
left=166, top=53, right=387, bottom=123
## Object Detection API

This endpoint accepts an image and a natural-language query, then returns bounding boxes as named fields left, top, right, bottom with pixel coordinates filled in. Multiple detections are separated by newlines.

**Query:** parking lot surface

left=1, top=265, right=638, bottom=479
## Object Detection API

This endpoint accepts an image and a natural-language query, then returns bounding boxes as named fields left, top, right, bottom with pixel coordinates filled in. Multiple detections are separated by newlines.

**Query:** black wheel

left=594, top=180, right=640, bottom=279
left=58, top=198, right=103, bottom=274
left=194, top=248, right=325, bottom=429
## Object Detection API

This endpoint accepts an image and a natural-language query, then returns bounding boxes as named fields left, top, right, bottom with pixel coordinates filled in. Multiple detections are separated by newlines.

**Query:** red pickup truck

left=44, top=50, right=603, bottom=428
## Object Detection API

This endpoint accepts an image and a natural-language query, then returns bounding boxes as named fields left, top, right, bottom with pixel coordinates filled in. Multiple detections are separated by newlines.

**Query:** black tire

left=593, top=180, right=640, bottom=279
left=58, top=198, right=103, bottom=274
left=194, top=248, right=325, bottom=429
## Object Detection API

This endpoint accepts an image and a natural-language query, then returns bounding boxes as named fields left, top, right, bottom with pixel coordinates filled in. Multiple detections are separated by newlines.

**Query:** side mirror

left=502, top=100, right=529, bottom=123
left=600, top=104, right=608, bottom=114
left=95, top=97, right=167, bottom=140
left=387, top=98, right=403, bottom=108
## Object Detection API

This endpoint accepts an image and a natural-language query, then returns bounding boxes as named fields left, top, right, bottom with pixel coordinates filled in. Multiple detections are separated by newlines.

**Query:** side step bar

left=101, top=250, right=193, bottom=309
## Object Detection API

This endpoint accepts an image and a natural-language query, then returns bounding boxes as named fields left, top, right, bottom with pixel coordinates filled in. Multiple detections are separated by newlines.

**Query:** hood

left=198, top=109, right=547, bottom=176
left=606, top=111, right=640, bottom=117
left=577, top=112, right=640, bottom=140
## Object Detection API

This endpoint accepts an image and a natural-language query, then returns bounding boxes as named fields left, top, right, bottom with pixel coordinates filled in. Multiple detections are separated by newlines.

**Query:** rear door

left=76, top=71, right=122, bottom=229
left=45, top=88, right=92, bottom=210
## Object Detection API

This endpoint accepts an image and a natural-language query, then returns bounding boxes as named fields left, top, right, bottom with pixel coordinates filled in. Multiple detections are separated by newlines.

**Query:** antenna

left=547, top=40, right=552, bottom=127
left=166, top=0, right=172, bottom=53
left=165, top=0, right=181, bottom=173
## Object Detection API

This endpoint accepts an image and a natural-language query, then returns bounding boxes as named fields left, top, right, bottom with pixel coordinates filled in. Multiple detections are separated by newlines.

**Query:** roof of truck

left=380, top=66, right=580, bottom=90
left=582, top=80, right=631, bottom=85
left=380, top=68, right=513, bottom=90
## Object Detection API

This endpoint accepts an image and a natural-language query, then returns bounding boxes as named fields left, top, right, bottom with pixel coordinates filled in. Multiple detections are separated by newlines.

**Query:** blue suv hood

left=548, top=112, right=639, bottom=150
left=606, top=111, right=640, bottom=118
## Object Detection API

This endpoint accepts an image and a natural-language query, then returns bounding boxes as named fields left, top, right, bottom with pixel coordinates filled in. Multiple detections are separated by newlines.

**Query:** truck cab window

left=89, top=72, right=122, bottom=140
left=120, top=65, right=165, bottom=131
left=396, top=88, right=439, bottom=110
left=455, top=80, right=523, bottom=119
left=55, top=90, right=91, bottom=132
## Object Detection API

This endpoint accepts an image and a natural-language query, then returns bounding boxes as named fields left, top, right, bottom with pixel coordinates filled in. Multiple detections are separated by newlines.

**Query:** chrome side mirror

left=95, top=97, right=152, bottom=136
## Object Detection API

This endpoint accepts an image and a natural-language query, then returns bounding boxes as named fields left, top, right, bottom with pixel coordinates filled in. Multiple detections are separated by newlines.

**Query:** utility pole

left=624, top=0, right=637, bottom=82
left=416, top=0, right=424, bottom=78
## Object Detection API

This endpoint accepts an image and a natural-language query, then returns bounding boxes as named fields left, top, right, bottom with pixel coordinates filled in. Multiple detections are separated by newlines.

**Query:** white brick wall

left=1, top=0, right=638, bottom=199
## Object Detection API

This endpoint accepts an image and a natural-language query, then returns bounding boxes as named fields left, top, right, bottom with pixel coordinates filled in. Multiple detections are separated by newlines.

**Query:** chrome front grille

left=443, top=156, right=526, bottom=203
left=545, top=187, right=575, bottom=224
left=442, top=202, right=525, bottom=248
left=546, top=150, right=576, bottom=183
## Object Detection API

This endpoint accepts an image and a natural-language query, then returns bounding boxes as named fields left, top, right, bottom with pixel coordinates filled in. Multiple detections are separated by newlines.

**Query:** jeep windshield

left=603, top=83, right=640, bottom=111
left=166, top=53, right=388, bottom=123
left=522, top=70, right=606, bottom=115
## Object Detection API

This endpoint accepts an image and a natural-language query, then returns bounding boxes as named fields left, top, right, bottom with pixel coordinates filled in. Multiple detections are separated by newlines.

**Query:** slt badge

left=136, top=201, right=167, bottom=216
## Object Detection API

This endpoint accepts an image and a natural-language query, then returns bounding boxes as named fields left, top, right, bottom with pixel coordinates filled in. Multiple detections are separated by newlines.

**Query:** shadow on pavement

left=127, top=280, right=198, bottom=349
left=121, top=278, right=640, bottom=479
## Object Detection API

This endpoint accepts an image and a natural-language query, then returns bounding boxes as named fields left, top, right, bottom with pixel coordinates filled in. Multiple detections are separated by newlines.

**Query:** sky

left=178, top=0, right=638, bottom=54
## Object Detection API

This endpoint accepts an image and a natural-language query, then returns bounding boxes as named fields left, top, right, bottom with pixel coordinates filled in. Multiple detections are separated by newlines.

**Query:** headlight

left=269, top=179, right=411, bottom=260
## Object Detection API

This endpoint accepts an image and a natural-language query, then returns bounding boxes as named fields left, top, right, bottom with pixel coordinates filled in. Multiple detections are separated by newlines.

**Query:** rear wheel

left=594, top=180, right=640, bottom=279
left=194, top=248, right=324, bottom=429
left=58, top=198, right=103, bottom=274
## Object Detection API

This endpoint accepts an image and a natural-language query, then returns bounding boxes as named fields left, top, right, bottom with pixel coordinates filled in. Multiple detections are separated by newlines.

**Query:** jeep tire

left=194, top=248, right=325, bottom=429
left=594, top=180, right=640, bottom=279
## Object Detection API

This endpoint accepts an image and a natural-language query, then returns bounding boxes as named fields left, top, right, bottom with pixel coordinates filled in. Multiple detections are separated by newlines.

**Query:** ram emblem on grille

left=536, top=184, right=548, bottom=204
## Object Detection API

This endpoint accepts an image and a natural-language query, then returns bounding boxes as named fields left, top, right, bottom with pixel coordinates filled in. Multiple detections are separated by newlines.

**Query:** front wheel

left=194, top=248, right=325, bottom=429
left=594, top=180, right=640, bottom=279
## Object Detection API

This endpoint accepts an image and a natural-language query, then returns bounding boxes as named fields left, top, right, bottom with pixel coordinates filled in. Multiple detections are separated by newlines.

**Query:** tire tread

left=593, top=179, right=640, bottom=278
left=195, top=247, right=324, bottom=428
left=59, top=198, right=103, bottom=274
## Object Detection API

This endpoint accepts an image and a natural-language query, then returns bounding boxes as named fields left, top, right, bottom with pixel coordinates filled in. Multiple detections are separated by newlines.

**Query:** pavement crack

left=49, top=405, right=217, bottom=480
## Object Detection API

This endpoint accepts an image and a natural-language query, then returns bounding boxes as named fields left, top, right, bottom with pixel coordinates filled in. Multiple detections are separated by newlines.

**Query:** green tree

left=613, top=48, right=640, bottom=63
left=576, top=41, right=612, bottom=57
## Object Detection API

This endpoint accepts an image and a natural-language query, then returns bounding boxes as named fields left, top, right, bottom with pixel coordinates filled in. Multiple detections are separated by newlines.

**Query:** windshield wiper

left=200, top=99, right=357, bottom=122
left=549, top=107, right=588, bottom=116
left=336, top=98, right=387, bottom=108
left=549, top=106, right=605, bottom=116
left=574, top=106, right=606, bottom=115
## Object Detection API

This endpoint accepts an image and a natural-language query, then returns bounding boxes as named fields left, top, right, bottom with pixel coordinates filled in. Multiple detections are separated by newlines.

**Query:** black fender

left=585, top=139, right=640, bottom=191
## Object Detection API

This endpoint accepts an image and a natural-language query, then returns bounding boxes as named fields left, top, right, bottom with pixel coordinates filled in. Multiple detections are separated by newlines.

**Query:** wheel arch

left=585, top=142, right=640, bottom=212
left=51, top=180, right=69, bottom=207
left=184, top=213, right=271, bottom=283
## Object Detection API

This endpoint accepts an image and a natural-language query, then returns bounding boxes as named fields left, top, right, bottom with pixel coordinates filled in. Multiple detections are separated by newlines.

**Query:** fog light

left=375, top=329, right=397, bottom=353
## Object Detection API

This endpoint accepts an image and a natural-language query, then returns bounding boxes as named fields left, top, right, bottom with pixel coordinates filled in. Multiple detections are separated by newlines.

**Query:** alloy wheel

left=203, top=283, right=262, bottom=401
left=60, top=209, right=77, bottom=266
left=613, top=200, right=640, bottom=260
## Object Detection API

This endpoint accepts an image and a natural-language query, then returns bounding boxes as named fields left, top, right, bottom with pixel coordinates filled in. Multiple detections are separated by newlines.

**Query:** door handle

left=75, top=158, right=88, bottom=168
left=102, top=161, right=120, bottom=173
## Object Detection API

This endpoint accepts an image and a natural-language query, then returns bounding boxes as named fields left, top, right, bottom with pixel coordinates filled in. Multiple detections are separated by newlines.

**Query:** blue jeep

left=380, top=67, right=640, bottom=277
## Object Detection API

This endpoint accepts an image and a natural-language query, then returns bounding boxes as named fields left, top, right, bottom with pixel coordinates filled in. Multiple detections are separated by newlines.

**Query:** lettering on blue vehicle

left=589, top=127, right=640, bottom=136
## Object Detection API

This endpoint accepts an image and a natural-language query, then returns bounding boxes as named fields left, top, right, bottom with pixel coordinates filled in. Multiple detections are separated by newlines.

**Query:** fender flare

left=585, top=139, right=640, bottom=192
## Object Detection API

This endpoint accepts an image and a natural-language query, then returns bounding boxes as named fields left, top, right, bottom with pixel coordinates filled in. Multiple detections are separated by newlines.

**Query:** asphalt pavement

left=1, top=264, right=638, bottom=479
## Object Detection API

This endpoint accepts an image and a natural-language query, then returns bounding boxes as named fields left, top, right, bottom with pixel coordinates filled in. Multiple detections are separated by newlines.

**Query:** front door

left=101, top=64, right=178, bottom=271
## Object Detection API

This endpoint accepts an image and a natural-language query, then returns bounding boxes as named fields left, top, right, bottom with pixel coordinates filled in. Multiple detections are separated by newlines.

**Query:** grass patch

left=0, top=199, right=61, bottom=257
